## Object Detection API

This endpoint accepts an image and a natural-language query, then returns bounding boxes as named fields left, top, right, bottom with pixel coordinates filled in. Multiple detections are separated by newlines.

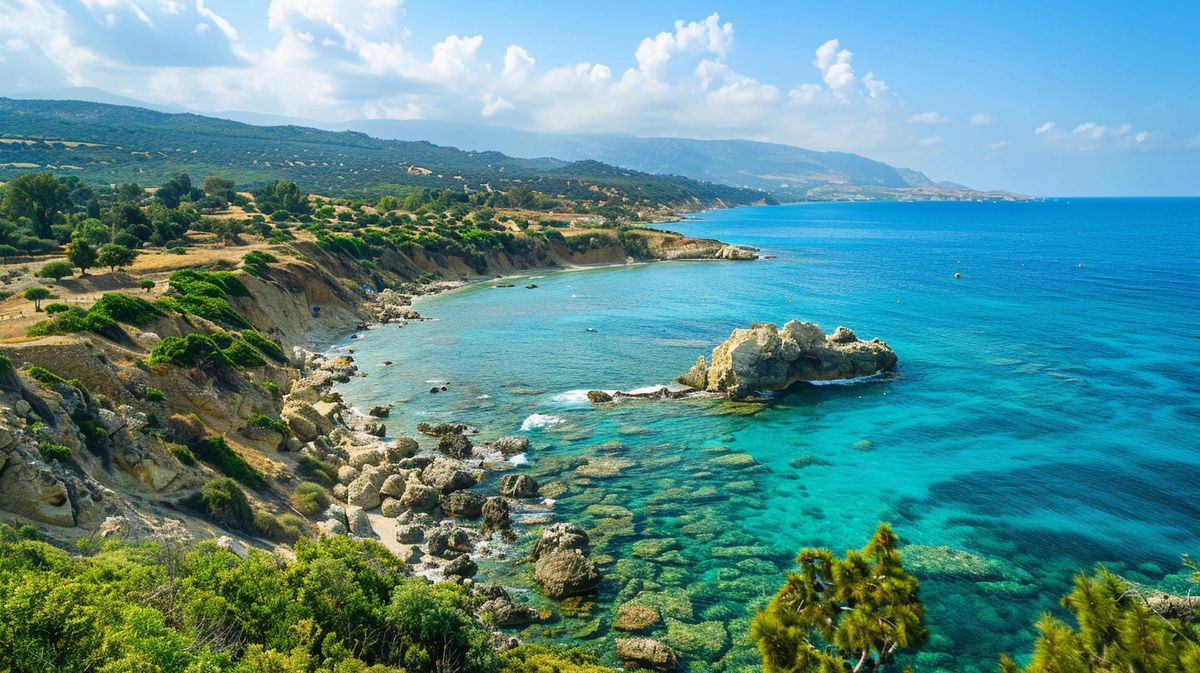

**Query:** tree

left=116, top=182, right=144, bottom=202
left=96, top=243, right=138, bottom=272
left=1000, top=567, right=1200, bottom=673
left=752, top=523, right=927, bottom=673
left=67, top=240, right=97, bottom=276
left=2, top=172, right=68, bottom=239
left=155, top=173, right=197, bottom=209
left=139, top=279, right=155, bottom=293
left=35, top=261, right=74, bottom=282
left=201, top=176, right=236, bottom=203
left=24, top=287, right=54, bottom=312
left=71, top=218, right=111, bottom=247
left=209, top=218, right=244, bottom=245
left=377, top=195, right=399, bottom=212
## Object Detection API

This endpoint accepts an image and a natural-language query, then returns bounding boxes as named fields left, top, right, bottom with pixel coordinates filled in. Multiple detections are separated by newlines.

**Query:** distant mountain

left=333, top=120, right=1024, bottom=201
left=0, top=98, right=773, bottom=210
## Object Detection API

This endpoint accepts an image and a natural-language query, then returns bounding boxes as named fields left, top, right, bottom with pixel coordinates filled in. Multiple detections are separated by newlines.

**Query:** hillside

left=0, top=98, right=774, bottom=209
left=335, top=119, right=1028, bottom=201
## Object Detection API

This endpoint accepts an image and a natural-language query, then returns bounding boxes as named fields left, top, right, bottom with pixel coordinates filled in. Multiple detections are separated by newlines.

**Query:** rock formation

left=678, top=321, right=897, bottom=399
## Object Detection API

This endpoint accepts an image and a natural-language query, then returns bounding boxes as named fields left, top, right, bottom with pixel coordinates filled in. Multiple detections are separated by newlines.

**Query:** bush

left=36, top=261, right=74, bottom=282
left=191, top=435, right=266, bottom=489
left=500, top=645, right=615, bottom=673
left=254, top=511, right=307, bottom=543
left=25, top=365, right=66, bottom=386
left=144, top=387, right=166, bottom=403
left=43, top=303, right=69, bottom=314
left=194, top=477, right=253, bottom=530
left=260, top=379, right=281, bottom=399
left=165, top=442, right=196, bottom=466
left=148, top=334, right=233, bottom=369
left=138, top=279, right=155, bottom=292
left=89, top=293, right=162, bottom=326
left=241, top=329, right=286, bottom=362
left=292, top=482, right=331, bottom=517
left=26, top=307, right=115, bottom=338
left=297, top=454, right=338, bottom=486
left=247, top=412, right=289, bottom=436
left=222, top=338, right=266, bottom=368
left=242, top=250, right=277, bottom=278
left=37, top=440, right=72, bottom=462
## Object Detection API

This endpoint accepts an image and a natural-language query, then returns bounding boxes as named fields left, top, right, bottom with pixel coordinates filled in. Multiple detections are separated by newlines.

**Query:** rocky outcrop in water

left=531, top=523, right=601, bottom=599
left=616, top=638, right=679, bottom=671
left=678, top=321, right=897, bottom=399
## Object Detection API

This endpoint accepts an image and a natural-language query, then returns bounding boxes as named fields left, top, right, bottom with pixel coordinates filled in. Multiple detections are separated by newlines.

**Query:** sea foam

left=520, top=413, right=565, bottom=431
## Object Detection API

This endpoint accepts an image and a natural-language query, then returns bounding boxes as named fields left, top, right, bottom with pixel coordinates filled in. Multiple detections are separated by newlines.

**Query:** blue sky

left=1, top=0, right=1196, bottom=195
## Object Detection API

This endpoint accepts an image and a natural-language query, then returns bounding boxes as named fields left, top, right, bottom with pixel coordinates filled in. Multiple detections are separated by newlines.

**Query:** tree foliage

left=2, top=171, right=68, bottom=238
left=752, top=523, right=927, bottom=673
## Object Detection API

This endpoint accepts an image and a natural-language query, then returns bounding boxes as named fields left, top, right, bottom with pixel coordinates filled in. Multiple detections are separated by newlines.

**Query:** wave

left=806, top=370, right=890, bottom=386
left=509, top=453, right=529, bottom=466
left=550, top=389, right=614, bottom=405
left=520, top=413, right=565, bottom=431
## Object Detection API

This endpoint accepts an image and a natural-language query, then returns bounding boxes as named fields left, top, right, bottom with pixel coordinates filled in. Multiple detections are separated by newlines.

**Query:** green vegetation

left=27, top=292, right=159, bottom=337
left=96, top=242, right=139, bottom=271
left=247, top=411, right=289, bottom=436
left=67, top=240, right=97, bottom=275
left=90, top=292, right=162, bottom=325
left=241, top=250, right=277, bottom=278
left=23, top=286, right=53, bottom=311
left=752, top=523, right=926, bottom=673
left=297, top=454, right=339, bottom=486
left=253, top=511, right=307, bottom=543
left=292, top=481, right=331, bottom=517
left=192, top=476, right=254, bottom=530
left=166, top=268, right=252, bottom=329
left=37, top=440, right=72, bottom=462
left=1000, top=567, right=1200, bottom=673
left=241, top=329, right=286, bottom=362
left=149, top=333, right=233, bottom=368
left=139, top=278, right=156, bottom=292
left=500, top=645, right=616, bottom=673
left=0, top=526, right=513, bottom=673
left=25, top=365, right=67, bottom=386
left=144, top=386, right=166, bottom=403
left=165, top=442, right=197, bottom=466
left=35, top=260, right=74, bottom=281
left=1, top=171, right=68, bottom=238
left=190, top=435, right=266, bottom=490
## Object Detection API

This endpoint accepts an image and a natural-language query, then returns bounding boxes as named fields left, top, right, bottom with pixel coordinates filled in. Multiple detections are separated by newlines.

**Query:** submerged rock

left=499, top=473, right=539, bottom=498
left=533, top=549, right=601, bottom=598
left=480, top=595, right=540, bottom=627
left=586, top=390, right=613, bottom=404
left=615, top=638, right=678, bottom=671
left=678, top=320, right=897, bottom=399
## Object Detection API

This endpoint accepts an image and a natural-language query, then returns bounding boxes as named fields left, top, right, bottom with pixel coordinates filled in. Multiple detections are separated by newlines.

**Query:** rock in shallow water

left=678, top=320, right=897, bottom=399
left=615, top=638, right=678, bottom=671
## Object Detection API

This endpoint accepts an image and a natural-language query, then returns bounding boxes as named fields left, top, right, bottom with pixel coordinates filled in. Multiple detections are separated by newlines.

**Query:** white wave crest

left=520, top=413, right=565, bottom=431
left=806, top=371, right=889, bottom=386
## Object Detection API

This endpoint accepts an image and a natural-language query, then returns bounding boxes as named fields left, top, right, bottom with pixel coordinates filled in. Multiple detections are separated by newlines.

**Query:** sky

left=0, top=0, right=1197, bottom=196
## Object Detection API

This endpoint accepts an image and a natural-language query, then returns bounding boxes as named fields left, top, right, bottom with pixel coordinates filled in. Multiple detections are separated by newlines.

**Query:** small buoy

left=896, top=299, right=902, bottom=304
left=1077, top=262, right=1083, bottom=269
left=954, top=272, right=962, bottom=279
left=585, top=327, right=596, bottom=333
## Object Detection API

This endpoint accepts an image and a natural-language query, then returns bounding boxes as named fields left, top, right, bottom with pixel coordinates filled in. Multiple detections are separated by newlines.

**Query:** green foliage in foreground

left=752, top=523, right=926, bottom=673
left=0, top=526, right=506, bottom=673
left=1000, top=568, right=1200, bottom=673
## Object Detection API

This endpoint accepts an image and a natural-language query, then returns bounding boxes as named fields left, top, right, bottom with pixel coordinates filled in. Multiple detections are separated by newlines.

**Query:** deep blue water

left=335, top=199, right=1200, bottom=673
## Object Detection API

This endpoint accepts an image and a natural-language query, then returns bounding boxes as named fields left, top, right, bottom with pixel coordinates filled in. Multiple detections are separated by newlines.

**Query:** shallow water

left=335, top=199, right=1200, bottom=672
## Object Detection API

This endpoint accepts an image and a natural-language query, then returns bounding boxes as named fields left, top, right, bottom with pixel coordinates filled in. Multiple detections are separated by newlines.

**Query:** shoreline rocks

left=678, top=320, right=897, bottom=400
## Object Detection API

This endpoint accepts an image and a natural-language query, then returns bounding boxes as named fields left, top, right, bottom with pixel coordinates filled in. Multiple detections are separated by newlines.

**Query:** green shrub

left=144, top=387, right=166, bottom=403
left=292, top=482, right=331, bottom=517
left=166, top=268, right=252, bottom=328
left=26, top=307, right=116, bottom=337
left=173, top=293, right=252, bottom=329
left=500, top=645, right=615, bottom=673
left=247, top=412, right=288, bottom=436
left=89, top=293, right=163, bottom=326
left=165, top=443, right=197, bottom=466
left=25, top=366, right=67, bottom=386
left=148, top=334, right=233, bottom=369
left=222, top=338, right=266, bottom=368
left=43, top=303, right=69, bottom=314
left=37, top=440, right=72, bottom=462
left=260, top=379, right=281, bottom=399
left=194, top=477, right=254, bottom=530
left=242, top=251, right=277, bottom=278
left=254, top=511, right=307, bottom=543
left=241, top=330, right=286, bottom=362
left=297, top=454, right=338, bottom=486
left=191, top=435, right=266, bottom=489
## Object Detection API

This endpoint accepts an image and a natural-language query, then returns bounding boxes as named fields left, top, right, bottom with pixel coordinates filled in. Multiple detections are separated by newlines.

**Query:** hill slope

left=0, top=98, right=774, bottom=209
left=335, top=119, right=1026, bottom=201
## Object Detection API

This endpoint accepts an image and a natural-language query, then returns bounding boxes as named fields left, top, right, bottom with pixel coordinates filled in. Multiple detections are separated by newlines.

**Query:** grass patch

left=242, top=251, right=277, bottom=278
left=166, top=442, right=197, bottom=466
left=296, top=454, right=338, bottom=486
left=241, top=330, right=286, bottom=362
left=247, top=412, right=289, bottom=436
left=292, top=482, right=331, bottom=517
left=144, top=387, right=166, bottom=403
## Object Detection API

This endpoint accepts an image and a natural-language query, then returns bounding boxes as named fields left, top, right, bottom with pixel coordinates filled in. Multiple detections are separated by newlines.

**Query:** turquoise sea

left=335, top=199, right=1200, bottom=672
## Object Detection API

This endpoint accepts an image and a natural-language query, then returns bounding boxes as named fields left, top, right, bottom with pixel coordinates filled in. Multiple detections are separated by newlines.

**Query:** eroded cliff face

left=678, top=321, right=898, bottom=399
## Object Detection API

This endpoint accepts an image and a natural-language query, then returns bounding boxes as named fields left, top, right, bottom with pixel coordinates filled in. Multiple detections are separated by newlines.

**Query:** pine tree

left=752, top=523, right=927, bottom=673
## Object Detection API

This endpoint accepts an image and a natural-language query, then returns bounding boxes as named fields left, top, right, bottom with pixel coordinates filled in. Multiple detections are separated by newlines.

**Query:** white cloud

left=1035, top=120, right=1155, bottom=151
left=918, top=135, right=943, bottom=146
left=984, top=140, right=1012, bottom=150
left=970, top=112, right=994, bottom=125
left=908, top=111, right=947, bottom=124
left=1035, top=121, right=1057, bottom=135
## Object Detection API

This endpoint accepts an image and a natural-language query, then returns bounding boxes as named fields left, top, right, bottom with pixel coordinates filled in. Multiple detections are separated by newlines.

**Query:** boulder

left=680, top=320, right=897, bottom=399
left=0, top=450, right=75, bottom=527
left=367, top=404, right=392, bottom=418
left=349, top=448, right=384, bottom=469
left=427, top=524, right=472, bottom=558
left=499, top=473, right=539, bottom=498
left=491, top=435, right=529, bottom=456
left=444, top=554, right=478, bottom=578
left=586, top=390, right=613, bottom=404
left=337, top=465, right=358, bottom=485
left=614, top=603, right=662, bottom=632
left=615, top=638, right=678, bottom=671
left=437, top=432, right=473, bottom=459
left=390, top=437, right=419, bottom=459
left=481, top=497, right=511, bottom=533
left=422, top=458, right=476, bottom=494
left=399, top=482, right=439, bottom=511
left=380, top=497, right=406, bottom=518
left=395, top=524, right=425, bottom=544
left=345, top=505, right=374, bottom=537
left=480, top=596, right=540, bottom=627
left=440, top=490, right=486, bottom=518
left=380, top=474, right=407, bottom=498
left=533, top=549, right=601, bottom=598
left=363, top=421, right=386, bottom=437
left=531, top=522, right=589, bottom=560
left=346, top=474, right=382, bottom=509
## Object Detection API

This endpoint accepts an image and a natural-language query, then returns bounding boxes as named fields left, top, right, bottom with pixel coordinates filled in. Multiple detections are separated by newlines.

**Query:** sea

left=333, top=198, right=1200, bottom=672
